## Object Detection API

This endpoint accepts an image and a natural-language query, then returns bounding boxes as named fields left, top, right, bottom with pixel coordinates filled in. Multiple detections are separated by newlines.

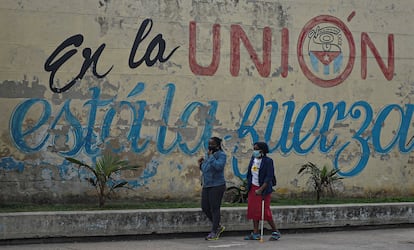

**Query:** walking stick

left=260, top=196, right=264, bottom=243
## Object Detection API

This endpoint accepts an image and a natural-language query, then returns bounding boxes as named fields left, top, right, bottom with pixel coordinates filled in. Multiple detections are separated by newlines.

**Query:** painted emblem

left=298, top=15, right=355, bottom=87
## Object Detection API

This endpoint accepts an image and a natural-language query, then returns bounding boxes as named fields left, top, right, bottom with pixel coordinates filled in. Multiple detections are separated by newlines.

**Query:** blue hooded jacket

left=200, top=150, right=227, bottom=188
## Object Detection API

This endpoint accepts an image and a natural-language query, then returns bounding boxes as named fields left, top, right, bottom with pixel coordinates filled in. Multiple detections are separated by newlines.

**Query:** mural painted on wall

left=2, top=12, right=412, bottom=189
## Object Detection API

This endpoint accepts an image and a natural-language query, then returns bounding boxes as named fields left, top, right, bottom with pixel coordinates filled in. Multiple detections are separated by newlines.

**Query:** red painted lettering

left=188, top=21, right=220, bottom=76
left=361, top=33, right=394, bottom=81
left=230, top=25, right=271, bottom=77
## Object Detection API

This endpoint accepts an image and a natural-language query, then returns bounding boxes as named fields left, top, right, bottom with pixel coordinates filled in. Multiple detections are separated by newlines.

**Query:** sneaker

left=205, top=232, right=218, bottom=241
left=244, top=232, right=260, bottom=240
left=269, top=231, right=281, bottom=241
left=216, top=225, right=225, bottom=238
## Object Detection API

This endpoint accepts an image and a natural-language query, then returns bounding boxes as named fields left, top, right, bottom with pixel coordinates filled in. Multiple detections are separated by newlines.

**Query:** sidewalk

left=1, top=226, right=414, bottom=249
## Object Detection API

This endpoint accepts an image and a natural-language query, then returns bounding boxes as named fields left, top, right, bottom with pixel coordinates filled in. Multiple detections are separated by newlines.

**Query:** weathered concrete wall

left=1, top=0, right=414, bottom=202
left=1, top=203, right=413, bottom=240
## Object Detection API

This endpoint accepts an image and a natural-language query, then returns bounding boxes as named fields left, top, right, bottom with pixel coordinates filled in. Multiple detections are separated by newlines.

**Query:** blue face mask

left=252, top=150, right=262, bottom=158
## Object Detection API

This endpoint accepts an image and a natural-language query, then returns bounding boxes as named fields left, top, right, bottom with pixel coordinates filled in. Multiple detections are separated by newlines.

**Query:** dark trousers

left=201, top=184, right=226, bottom=232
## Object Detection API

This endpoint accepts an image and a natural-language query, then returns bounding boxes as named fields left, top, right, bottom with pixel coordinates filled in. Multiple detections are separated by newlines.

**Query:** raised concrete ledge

left=0, top=202, right=413, bottom=240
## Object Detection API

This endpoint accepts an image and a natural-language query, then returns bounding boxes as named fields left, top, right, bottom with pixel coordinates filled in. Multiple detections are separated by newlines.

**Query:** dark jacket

left=246, top=156, right=275, bottom=195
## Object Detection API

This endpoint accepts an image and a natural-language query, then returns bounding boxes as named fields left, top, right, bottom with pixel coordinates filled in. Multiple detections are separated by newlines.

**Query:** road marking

left=208, top=242, right=248, bottom=248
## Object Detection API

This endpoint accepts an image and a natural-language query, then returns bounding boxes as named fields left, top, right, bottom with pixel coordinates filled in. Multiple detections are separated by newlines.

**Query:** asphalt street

left=1, top=227, right=414, bottom=250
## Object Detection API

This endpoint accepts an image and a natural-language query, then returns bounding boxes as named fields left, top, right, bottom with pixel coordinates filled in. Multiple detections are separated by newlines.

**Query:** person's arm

left=255, top=158, right=274, bottom=195
left=264, top=158, right=275, bottom=185
left=255, top=182, right=268, bottom=195
left=198, top=157, right=204, bottom=170
left=208, top=150, right=226, bottom=171
left=246, top=157, right=253, bottom=191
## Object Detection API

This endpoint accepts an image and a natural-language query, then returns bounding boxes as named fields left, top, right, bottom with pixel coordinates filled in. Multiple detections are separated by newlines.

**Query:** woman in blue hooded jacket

left=198, top=137, right=226, bottom=240
left=245, top=141, right=281, bottom=241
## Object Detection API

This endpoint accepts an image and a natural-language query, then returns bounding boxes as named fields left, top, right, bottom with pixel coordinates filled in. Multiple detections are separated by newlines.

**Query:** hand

left=198, top=157, right=204, bottom=166
left=255, top=189, right=262, bottom=195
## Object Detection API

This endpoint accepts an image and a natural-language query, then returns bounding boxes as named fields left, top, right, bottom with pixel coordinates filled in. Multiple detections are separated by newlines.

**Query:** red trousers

left=246, top=185, right=273, bottom=221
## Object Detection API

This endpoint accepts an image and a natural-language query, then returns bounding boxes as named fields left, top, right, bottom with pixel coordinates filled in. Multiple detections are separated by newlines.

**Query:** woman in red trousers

left=244, top=142, right=281, bottom=241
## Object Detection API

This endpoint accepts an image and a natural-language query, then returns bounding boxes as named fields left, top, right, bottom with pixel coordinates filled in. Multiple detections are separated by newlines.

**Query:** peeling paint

left=1, top=0, right=414, bottom=203
left=0, top=78, right=46, bottom=98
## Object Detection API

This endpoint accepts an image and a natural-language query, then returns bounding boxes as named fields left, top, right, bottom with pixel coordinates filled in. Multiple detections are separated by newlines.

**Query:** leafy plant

left=224, top=176, right=248, bottom=203
left=297, top=162, right=343, bottom=203
left=66, top=154, right=140, bottom=207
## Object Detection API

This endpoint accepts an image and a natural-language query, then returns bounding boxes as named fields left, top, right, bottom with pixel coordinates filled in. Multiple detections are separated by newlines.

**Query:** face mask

left=208, top=146, right=217, bottom=152
left=252, top=150, right=262, bottom=158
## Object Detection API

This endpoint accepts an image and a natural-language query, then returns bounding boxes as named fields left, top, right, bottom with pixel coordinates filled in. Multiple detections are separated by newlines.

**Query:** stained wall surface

left=0, top=0, right=413, bottom=203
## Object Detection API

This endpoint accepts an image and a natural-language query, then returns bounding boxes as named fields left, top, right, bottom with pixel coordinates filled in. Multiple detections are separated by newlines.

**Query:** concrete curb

left=1, top=202, right=413, bottom=240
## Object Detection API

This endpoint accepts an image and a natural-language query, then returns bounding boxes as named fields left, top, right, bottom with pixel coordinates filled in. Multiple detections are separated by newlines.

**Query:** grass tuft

left=1, top=197, right=414, bottom=213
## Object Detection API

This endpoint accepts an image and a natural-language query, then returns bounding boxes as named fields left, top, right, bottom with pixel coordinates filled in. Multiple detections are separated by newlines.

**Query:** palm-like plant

left=297, top=162, right=343, bottom=202
left=66, top=154, right=140, bottom=207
